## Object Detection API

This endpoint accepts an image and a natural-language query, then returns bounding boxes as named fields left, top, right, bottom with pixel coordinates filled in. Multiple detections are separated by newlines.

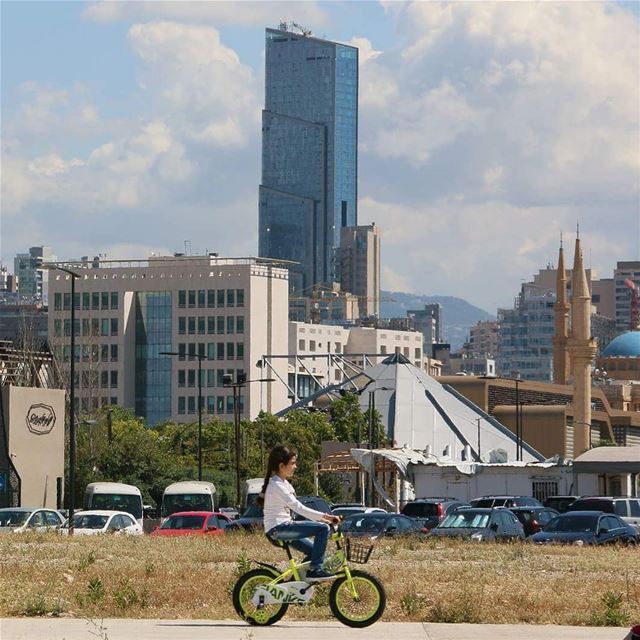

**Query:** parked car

left=218, top=507, right=239, bottom=520
left=0, top=507, right=64, bottom=533
left=428, top=507, right=525, bottom=541
left=470, top=496, right=542, bottom=508
left=401, top=498, right=470, bottom=530
left=60, top=510, right=143, bottom=536
left=543, top=495, right=580, bottom=513
left=150, top=511, right=231, bottom=537
left=331, top=507, right=387, bottom=518
left=508, top=507, right=560, bottom=536
left=339, top=513, right=421, bottom=538
left=529, top=511, right=638, bottom=546
left=225, top=496, right=332, bottom=533
left=567, top=497, right=640, bottom=532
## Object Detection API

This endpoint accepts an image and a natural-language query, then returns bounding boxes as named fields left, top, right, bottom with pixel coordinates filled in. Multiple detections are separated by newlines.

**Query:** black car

left=508, top=507, right=560, bottom=536
left=529, top=511, right=638, bottom=546
left=470, top=495, right=542, bottom=508
left=543, top=496, right=579, bottom=513
left=225, top=496, right=331, bottom=533
left=339, top=513, right=420, bottom=538
left=428, top=507, right=525, bottom=541
left=401, top=498, right=470, bottom=530
left=567, top=497, right=640, bottom=532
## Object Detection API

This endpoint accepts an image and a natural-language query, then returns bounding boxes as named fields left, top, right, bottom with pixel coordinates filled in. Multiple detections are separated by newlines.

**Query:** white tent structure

left=349, top=353, right=543, bottom=463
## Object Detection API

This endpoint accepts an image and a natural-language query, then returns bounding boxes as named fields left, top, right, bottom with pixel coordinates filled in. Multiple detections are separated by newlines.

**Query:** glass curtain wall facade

left=135, top=292, right=172, bottom=424
left=259, top=27, right=358, bottom=294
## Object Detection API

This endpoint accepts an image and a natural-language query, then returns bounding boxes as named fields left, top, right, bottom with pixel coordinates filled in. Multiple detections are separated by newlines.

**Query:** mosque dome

left=602, top=331, right=640, bottom=358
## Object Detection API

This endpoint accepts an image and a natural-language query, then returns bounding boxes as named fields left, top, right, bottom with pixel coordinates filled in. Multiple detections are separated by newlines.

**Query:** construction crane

left=624, top=279, right=639, bottom=330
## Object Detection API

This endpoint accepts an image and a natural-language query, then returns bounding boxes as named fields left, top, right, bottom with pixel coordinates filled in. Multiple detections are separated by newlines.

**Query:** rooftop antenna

left=560, top=231, right=563, bottom=248
left=576, top=221, right=580, bottom=239
left=184, top=240, right=192, bottom=256
left=291, top=22, right=313, bottom=37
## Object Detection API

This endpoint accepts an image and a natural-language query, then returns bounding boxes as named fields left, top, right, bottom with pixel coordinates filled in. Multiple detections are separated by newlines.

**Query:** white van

left=161, top=481, right=217, bottom=519
left=243, top=477, right=264, bottom=511
left=84, top=482, right=144, bottom=527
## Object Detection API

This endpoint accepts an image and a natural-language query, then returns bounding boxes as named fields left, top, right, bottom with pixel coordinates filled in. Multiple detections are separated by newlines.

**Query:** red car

left=151, top=511, right=231, bottom=537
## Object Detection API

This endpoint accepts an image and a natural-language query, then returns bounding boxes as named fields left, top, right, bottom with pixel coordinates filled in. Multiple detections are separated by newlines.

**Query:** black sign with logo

left=26, top=403, right=56, bottom=435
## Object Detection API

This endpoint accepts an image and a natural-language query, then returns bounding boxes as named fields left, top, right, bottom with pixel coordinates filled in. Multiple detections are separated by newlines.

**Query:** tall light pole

left=223, top=374, right=274, bottom=508
left=366, top=386, right=393, bottom=506
left=161, top=351, right=207, bottom=480
left=49, top=265, right=81, bottom=534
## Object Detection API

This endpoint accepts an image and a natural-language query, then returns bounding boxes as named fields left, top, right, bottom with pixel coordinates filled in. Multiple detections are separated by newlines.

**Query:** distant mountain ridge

left=380, top=291, right=495, bottom=351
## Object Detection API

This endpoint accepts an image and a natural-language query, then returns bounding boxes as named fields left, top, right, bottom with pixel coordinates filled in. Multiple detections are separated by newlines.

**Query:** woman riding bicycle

left=261, top=445, right=340, bottom=582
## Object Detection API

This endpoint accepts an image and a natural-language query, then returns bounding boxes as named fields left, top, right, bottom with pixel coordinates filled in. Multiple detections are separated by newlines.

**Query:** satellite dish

left=487, top=448, right=508, bottom=463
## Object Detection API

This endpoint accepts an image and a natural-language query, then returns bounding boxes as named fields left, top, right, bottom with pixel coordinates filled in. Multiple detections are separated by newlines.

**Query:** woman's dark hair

left=257, top=445, right=297, bottom=505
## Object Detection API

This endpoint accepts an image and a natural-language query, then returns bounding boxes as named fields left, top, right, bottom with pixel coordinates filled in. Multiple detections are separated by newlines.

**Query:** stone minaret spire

left=553, top=235, right=570, bottom=384
left=566, top=230, right=597, bottom=454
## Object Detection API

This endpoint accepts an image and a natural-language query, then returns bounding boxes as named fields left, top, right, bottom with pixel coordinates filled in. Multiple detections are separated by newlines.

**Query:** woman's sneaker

left=305, top=568, right=335, bottom=582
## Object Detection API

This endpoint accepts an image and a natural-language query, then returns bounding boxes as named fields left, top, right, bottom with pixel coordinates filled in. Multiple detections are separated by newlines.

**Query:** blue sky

left=2, top=1, right=639, bottom=313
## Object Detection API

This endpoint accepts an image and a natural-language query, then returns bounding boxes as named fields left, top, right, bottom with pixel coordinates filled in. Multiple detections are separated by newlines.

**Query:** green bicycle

left=232, top=528, right=386, bottom=628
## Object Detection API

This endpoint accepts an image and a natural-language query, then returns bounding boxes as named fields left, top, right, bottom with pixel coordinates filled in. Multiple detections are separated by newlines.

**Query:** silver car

left=0, top=507, right=64, bottom=533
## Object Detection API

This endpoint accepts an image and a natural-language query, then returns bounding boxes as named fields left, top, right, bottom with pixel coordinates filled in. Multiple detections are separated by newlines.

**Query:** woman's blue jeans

left=267, top=521, right=330, bottom=571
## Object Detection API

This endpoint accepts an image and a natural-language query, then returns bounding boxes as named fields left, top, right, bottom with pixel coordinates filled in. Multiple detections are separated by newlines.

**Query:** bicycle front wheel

left=232, top=568, right=289, bottom=626
left=329, top=569, right=386, bottom=628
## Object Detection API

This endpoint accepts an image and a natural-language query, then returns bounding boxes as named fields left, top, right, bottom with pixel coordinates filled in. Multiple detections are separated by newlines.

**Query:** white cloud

left=83, top=1, right=327, bottom=27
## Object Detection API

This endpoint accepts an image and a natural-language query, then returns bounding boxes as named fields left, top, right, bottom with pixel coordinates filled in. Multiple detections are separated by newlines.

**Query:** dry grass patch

left=0, top=532, right=637, bottom=626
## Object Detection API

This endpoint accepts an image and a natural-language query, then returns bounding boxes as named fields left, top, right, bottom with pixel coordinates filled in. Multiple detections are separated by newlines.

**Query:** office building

left=259, top=25, right=358, bottom=294
left=14, top=246, right=56, bottom=303
left=48, top=255, right=289, bottom=424
left=613, top=261, right=640, bottom=332
left=340, top=223, right=380, bottom=318
left=407, top=303, right=443, bottom=351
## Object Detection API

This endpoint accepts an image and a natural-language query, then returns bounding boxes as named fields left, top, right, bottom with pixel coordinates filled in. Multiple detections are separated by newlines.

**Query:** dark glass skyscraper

left=259, top=26, right=358, bottom=294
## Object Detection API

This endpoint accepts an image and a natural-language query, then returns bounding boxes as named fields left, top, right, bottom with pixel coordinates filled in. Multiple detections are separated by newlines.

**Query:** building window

left=178, top=317, right=186, bottom=335
left=415, top=348, right=421, bottom=359
left=207, top=370, right=215, bottom=387
left=217, top=343, right=224, bottom=360
left=92, top=292, right=100, bottom=310
left=299, top=339, right=305, bottom=350
left=111, top=344, right=118, bottom=362
left=227, top=316, right=235, bottom=334
left=198, top=316, right=206, bottom=335
left=54, top=293, right=62, bottom=311
left=237, top=289, right=245, bottom=307
left=227, top=343, right=235, bottom=360
left=310, top=340, right=316, bottom=351
left=188, top=290, right=196, bottom=308
left=178, top=370, right=185, bottom=387
left=82, top=292, right=90, bottom=309
left=217, top=289, right=225, bottom=307
left=198, top=290, right=206, bottom=308
left=187, top=370, right=195, bottom=387
left=198, top=342, right=205, bottom=357
left=178, top=397, right=186, bottom=414
left=236, top=343, right=244, bottom=360
left=207, top=289, right=216, bottom=308
left=208, top=343, right=215, bottom=360
left=101, top=371, right=109, bottom=388
left=101, top=345, right=108, bottom=362
left=216, top=370, right=225, bottom=387
left=226, top=395, right=235, bottom=414
left=178, top=290, right=186, bottom=308
left=178, top=343, right=186, bottom=360
left=54, top=319, right=62, bottom=337
left=207, top=317, right=215, bottom=334
left=188, top=317, right=196, bottom=335
left=207, top=396, right=215, bottom=414
left=92, top=318, right=100, bottom=336
left=217, top=317, right=225, bottom=335
left=101, top=292, right=109, bottom=310
left=110, top=370, right=118, bottom=388
left=63, top=292, right=71, bottom=310
left=216, top=396, right=225, bottom=414
left=188, top=343, right=196, bottom=357
left=101, top=318, right=110, bottom=336
left=227, top=289, right=235, bottom=307
left=110, top=318, right=118, bottom=336
left=236, top=316, right=244, bottom=334
left=187, top=396, right=196, bottom=414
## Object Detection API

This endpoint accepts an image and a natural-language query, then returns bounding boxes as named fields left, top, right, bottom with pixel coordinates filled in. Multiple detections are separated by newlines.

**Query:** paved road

left=0, top=619, right=633, bottom=640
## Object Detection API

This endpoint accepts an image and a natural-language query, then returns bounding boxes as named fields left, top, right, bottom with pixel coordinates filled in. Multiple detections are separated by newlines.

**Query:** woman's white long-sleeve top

left=263, top=475, right=326, bottom=533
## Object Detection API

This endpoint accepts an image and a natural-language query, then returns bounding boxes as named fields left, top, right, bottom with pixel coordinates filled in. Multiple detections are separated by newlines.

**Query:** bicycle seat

left=266, top=535, right=294, bottom=559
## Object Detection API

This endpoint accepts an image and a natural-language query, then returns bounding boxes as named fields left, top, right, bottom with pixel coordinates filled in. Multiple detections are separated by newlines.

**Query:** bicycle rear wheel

left=232, top=567, right=289, bottom=626
left=329, top=569, right=385, bottom=628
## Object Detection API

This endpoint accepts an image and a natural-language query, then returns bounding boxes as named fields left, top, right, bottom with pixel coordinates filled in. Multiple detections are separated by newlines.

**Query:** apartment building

left=47, top=256, right=289, bottom=424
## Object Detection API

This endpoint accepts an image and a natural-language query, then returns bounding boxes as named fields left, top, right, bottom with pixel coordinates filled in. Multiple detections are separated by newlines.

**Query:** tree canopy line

left=73, top=393, right=386, bottom=509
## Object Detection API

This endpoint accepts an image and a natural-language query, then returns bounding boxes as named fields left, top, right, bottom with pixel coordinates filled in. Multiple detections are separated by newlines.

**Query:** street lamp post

left=366, top=386, right=393, bottom=506
left=223, top=374, right=274, bottom=508
left=49, top=265, right=81, bottom=534
left=160, top=351, right=207, bottom=480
